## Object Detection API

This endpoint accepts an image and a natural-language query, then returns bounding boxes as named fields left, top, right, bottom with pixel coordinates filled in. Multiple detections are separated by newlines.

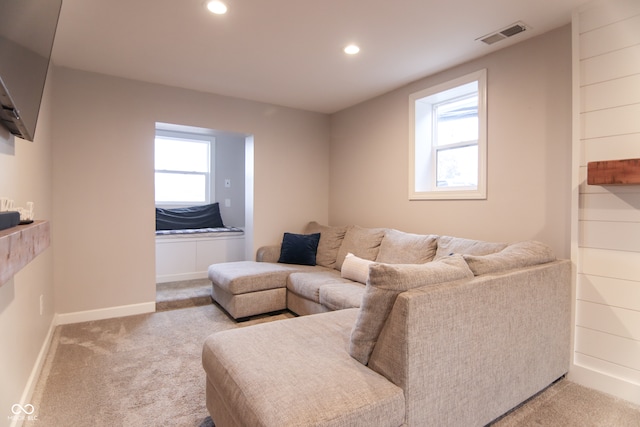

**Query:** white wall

left=0, top=68, right=54, bottom=423
left=330, top=26, right=573, bottom=259
left=570, top=0, right=640, bottom=404
left=213, top=131, right=246, bottom=228
left=51, top=67, right=330, bottom=316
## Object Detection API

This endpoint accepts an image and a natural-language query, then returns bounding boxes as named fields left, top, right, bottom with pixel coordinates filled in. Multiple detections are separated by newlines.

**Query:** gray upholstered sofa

left=202, top=222, right=571, bottom=426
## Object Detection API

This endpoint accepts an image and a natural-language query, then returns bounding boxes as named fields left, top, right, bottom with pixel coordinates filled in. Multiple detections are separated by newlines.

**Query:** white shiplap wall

left=571, top=0, right=640, bottom=404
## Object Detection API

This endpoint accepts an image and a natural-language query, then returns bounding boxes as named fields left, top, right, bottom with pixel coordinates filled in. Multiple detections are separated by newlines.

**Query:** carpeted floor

left=24, top=282, right=640, bottom=426
left=155, top=279, right=213, bottom=312
left=491, top=378, right=640, bottom=426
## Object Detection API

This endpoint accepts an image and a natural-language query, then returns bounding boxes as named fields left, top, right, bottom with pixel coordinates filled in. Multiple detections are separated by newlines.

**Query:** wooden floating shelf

left=0, top=220, right=50, bottom=286
left=587, top=158, right=640, bottom=185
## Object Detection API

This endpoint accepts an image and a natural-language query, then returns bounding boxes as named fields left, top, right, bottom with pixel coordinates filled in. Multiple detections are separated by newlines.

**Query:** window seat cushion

left=155, top=226, right=243, bottom=238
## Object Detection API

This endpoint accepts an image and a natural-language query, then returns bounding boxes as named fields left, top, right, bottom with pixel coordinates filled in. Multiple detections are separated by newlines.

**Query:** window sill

left=410, top=189, right=487, bottom=200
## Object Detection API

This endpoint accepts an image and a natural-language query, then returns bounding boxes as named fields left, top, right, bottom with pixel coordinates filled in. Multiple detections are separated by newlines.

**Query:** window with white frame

left=409, top=69, right=487, bottom=200
left=154, top=131, right=213, bottom=206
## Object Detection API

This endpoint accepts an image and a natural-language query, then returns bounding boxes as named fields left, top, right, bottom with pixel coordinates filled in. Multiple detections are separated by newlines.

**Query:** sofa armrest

left=368, top=259, right=571, bottom=427
left=256, top=244, right=281, bottom=262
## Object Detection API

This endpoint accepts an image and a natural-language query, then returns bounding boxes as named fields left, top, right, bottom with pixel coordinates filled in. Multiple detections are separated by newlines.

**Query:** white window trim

left=409, top=69, right=487, bottom=200
left=154, top=130, right=215, bottom=207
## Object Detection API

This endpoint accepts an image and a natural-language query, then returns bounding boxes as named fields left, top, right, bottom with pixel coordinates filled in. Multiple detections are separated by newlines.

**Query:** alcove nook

left=153, top=122, right=254, bottom=308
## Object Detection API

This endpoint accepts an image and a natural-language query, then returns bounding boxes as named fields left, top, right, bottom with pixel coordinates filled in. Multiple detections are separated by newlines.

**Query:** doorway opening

left=153, top=122, right=254, bottom=310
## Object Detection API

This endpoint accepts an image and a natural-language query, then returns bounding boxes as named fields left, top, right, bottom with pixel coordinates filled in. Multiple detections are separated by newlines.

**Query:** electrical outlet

left=39, top=294, right=44, bottom=315
left=225, top=198, right=231, bottom=207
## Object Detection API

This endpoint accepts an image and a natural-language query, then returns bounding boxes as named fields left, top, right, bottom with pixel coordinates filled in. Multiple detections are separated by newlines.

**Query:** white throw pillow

left=341, top=253, right=374, bottom=284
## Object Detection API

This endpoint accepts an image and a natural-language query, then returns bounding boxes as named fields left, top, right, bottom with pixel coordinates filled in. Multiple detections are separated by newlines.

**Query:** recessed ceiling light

left=344, top=44, right=360, bottom=55
left=207, top=1, right=228, bottom=14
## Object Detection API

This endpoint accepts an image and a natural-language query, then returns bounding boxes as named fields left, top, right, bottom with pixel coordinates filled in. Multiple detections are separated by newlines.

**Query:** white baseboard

left=55, top=301, right=156, bottom=325
left=569, top=363, right=640, bottom=405
left=9, top=318, right=56, bottom=427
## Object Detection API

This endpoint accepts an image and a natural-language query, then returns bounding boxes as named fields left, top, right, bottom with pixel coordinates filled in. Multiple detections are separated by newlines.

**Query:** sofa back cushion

left=463, top=240, right=556, bottom=275
left=376, top=229, right=438, bottom=264
left=349, top=254, right=474, bottom=365
left=304, top=221, right=348, bottom=269
left=335, top=226, right=386, bottom=271
left=434, top=236, right=507, bottom=260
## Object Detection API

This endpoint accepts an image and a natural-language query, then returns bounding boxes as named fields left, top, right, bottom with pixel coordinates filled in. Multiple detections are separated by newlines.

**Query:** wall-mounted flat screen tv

left=0, top=0, right=63, bottom=142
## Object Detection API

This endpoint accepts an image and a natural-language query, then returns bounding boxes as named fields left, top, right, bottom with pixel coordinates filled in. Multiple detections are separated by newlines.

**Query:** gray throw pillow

left=349, top=254, right=474, bottom=365
left=463, top=240, right=556, bottom=276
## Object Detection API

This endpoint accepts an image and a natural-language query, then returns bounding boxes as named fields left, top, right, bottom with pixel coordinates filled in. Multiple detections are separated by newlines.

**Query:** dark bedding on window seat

left=156, top=203, right=224, bottom=230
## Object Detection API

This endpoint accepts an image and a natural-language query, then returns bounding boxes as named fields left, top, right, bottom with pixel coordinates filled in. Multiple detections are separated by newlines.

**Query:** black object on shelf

left=0, top=211, right=20, bottom=231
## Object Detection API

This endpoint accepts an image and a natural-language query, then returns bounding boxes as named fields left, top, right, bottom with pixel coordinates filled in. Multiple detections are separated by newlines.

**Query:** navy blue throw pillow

left=278, top=232, right=321, bottom=266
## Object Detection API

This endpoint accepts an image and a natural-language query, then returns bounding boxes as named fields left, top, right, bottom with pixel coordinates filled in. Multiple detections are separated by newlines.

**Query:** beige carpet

left=26, top=303, right=293, bottom=426
left=25, top=303, right=640, bottom=426
left=491, top=378, right=640, bottom=426
left=155, top=279, right=213, bottom=312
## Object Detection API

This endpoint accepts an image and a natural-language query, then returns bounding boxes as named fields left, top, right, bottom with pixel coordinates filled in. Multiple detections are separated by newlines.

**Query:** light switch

left=224, top=179, right=231, bottom=188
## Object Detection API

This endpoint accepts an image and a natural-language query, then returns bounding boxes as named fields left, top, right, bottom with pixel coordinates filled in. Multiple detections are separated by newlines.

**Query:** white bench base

left=156, top=234, right=245, bottom=283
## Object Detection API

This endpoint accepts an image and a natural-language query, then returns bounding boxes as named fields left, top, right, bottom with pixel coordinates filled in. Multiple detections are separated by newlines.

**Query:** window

left=409, top=69, right=487, bottom=200
left=154, top=131, right=213, bottom=206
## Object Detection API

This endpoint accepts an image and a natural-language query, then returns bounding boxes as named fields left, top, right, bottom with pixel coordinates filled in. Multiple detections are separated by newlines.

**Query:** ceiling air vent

left=477, top=22, right=528, bottom=45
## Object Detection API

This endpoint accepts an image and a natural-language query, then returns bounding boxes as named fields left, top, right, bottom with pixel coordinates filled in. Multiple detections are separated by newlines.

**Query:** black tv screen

left=0, top=0, right=62, bottom=142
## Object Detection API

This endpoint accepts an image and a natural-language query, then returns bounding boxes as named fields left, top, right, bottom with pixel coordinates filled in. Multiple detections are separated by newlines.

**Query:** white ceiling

left=51, top=0, right=590, bottom=114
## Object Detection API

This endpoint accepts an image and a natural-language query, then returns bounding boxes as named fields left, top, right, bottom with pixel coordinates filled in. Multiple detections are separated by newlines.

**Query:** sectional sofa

left=202, top=222, right=571, bottom=426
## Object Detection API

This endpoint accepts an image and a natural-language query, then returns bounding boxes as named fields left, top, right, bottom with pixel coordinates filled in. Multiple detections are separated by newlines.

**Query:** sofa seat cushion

left=208, top=261, right=297, bottom=295
left=320, top=282, right=366, bottom=311
left=287, top=269, right=351, bottom=303
left=202, top=309, right=405, bottom=427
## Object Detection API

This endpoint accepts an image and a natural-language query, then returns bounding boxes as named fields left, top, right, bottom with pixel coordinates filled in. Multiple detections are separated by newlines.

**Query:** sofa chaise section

left=202, top=309, right=405, bottom=427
